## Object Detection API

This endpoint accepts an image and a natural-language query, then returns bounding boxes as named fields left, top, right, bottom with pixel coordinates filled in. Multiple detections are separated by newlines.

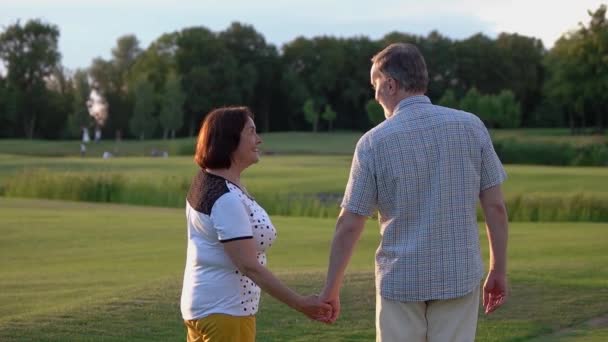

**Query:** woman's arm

left=223, top=238, right=332, bottom=320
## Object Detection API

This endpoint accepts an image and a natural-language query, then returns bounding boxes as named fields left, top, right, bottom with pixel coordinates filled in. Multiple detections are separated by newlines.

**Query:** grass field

left=1, top=198, right=607, bottom=341
left=1, top=131, right=607, bottom=340
left=0, top=129, right=605, bottom=158
left=1, top=154, right=607, bottom=220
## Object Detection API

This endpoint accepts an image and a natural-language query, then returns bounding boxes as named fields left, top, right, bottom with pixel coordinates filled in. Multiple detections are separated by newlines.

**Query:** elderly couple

left=179, top=43, right=509, bottom=342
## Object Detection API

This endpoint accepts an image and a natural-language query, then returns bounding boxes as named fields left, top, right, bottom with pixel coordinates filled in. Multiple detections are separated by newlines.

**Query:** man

left=320, top=43, right=509, bottom=341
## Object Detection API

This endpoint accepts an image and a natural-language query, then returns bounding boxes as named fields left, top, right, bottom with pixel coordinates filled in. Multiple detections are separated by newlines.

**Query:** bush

left=493, top=139, right=608, bottom=166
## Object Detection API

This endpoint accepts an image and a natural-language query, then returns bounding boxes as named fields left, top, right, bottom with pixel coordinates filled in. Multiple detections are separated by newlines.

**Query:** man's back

left=341, top=95, right=506, bottom=301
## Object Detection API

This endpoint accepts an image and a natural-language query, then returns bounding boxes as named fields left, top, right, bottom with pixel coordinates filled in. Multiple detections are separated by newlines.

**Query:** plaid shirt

left=342, top=95, right=506, bottom=301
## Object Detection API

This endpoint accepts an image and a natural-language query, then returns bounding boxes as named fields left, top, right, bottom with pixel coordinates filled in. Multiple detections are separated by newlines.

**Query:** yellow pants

left=184, top=314, right=256, bottom=342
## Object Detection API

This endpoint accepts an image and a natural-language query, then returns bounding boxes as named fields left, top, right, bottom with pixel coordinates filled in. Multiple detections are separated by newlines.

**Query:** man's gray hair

left=371, top=43, right=428, bottom=93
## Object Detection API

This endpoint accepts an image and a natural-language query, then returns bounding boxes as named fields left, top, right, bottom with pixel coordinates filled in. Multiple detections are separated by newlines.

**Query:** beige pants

left=376, top=286, right=480, bottom=342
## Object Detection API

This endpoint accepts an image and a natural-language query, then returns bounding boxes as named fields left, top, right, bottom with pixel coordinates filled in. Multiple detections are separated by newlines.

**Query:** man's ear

left=388, top=77, right=396, bottom=94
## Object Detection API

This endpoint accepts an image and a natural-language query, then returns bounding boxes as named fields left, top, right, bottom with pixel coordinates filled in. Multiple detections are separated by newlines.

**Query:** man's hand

left=319, top=291, right=341, bottom=324
left=296, top=295, right=333, bottom=322
left=483, top=270, right=508, bottom=314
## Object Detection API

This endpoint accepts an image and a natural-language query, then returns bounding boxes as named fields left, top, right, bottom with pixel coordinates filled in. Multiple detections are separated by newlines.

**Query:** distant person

left=80, top=143, right=86, bottom=157
left=320, top=43, right=509, bottom=341
left=180, top=106, right=331, bottom=342
left=81, top=127, right=90, bottom=143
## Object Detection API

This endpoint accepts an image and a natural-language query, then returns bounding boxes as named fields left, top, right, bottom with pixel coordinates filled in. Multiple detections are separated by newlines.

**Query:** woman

left=180, top=106, right=331, bottom=341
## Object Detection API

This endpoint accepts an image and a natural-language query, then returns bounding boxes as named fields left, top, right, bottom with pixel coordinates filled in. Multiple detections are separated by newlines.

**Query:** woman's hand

left=295, top=295, right=333, bottom=322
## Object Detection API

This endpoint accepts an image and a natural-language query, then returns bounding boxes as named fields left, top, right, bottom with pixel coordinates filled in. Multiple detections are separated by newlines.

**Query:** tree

left=282, top=37, right=352, bottom=130
left=544, top=4, right=608, bottom=133
left=88, top=35, right=142, bottom=139
left=495, top=33, right=545, bottom=126
left=438, top=89, right=458, bottom=108
left=0, top=19, right=60, bottom=138
left=578, top=5, right=608, bottom=133
left=176, top=26, right=240, bottom=136
left=66, top=70, right=92, bottom=138
left=302, top=99, right=319, bottom=132
left=366, top=100, right=384, bottom=125
left=460, top=88, right=481, bottom=114
left=130, top=32, right=179, bottom=100
left=321, top=104, right=337, bottom=131
left=129, top=78, right=157, bottom=140
left=452, top=34, right=506, bottom=97
left=219, top=22, right=279, bottom=132
left=495, top=90, right=521, bottom=128
left=113, top=35, right=142, bottom=83
left=159, top=73, right=185, bottom=139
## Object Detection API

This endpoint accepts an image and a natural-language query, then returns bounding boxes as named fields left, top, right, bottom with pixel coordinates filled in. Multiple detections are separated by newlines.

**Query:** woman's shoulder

left=186, top=170, right=231, bottom=215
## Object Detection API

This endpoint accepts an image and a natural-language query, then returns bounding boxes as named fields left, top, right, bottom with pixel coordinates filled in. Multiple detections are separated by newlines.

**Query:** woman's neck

left=206, top=167, right=242, bottom=187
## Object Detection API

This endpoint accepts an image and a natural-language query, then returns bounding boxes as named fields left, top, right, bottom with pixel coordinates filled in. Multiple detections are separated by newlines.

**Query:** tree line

left=0, top=5, right=606, bottom=140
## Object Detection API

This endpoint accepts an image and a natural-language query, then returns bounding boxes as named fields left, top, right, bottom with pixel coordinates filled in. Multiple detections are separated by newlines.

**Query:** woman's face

left=233, top=116, right=262, bottom=168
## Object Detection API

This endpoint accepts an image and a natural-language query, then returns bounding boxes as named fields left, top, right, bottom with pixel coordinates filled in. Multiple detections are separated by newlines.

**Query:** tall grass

left=3, top=170, right=608, bottom=222
left=2, top=170, right=189, bottom=208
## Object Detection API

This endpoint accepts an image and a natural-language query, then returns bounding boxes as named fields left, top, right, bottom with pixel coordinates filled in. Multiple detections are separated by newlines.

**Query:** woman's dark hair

left=194, top=106, right=254, bottom=169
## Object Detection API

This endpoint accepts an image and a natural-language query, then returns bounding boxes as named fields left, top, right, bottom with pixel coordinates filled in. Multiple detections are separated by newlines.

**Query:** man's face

left=370, top=64, right=392, bottom=118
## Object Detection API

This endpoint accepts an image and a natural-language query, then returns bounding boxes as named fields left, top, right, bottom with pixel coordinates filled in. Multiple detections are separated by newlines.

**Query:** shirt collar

left=393, top=95, right=431, bottom=117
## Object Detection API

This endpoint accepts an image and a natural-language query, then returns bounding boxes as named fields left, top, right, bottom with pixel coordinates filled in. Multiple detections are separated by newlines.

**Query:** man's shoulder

left=356, top=120, right=390, bottom=152
left=431, top=104, right=480, bottom=122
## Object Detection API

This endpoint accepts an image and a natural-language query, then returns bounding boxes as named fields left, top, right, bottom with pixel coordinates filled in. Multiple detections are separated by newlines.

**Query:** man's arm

left=479, top=184, right=509, bottom=314
left=320, top=209, right=368, bottom=323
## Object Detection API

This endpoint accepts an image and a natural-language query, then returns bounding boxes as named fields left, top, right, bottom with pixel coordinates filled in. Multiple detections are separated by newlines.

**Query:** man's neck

left=389, top=92, right=424, bottom=115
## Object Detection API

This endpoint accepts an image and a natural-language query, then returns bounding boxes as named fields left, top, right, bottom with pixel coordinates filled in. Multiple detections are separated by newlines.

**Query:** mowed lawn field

left=0, top=129, right=605, bottom=157
left=1, top=198, right=607, bottom=341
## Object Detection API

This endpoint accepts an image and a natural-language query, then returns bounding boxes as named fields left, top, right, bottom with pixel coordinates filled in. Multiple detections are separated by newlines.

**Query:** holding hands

left=295, top=294, right=334, bottom=322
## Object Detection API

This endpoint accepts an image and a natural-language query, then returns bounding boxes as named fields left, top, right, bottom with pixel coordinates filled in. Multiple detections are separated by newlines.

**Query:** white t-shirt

left=180, top=171, right=276, bottom=320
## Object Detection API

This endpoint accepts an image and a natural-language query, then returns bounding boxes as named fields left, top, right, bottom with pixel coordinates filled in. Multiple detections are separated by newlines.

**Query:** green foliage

left=459, top=87, right=481, bottom=113
left=366, top=100, right=384, bottom=125
left=454, top=88, right=521, bottom=128
left=2, top=10, right=608, bottom=137
left=158, top=73, right=185, bottom=139
left=0, top=19, right=61, bottom=138
left=493, top=139, right=608, bottom=166
left=129, top=78, right=157, bottom=140
left=495, top=90, right=522, bottom=128
left=321, top=104, right=337, bottom=130
left=176, top=26, right=241, bottom=136
left=66, top=70, right=91, bottom=138
left=544, top=4, right=608, bottom=133
left=302, top=99, right=319, bottom=132
left=438, top=89, right=458, bottom=108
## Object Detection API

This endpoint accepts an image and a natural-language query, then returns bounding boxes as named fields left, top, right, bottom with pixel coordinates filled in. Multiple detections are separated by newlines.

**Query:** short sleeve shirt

left=341, top=95, right=506, bottom=301
left=180, top=170, right=277, bottom=320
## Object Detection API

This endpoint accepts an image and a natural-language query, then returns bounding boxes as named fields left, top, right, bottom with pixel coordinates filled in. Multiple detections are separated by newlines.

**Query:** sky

left=1, top=0, right=606, bottom=70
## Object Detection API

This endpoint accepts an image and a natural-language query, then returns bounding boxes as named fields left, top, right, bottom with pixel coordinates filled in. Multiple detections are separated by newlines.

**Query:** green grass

left=1, top=154, right=608, bottom=220
left=492, top=129, right=608, bottom=147
left=1, top=198, right=607, bottom=341
left=0, top=129, right=606, bottom=158
left=0, top=132, right=360, bottom=158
